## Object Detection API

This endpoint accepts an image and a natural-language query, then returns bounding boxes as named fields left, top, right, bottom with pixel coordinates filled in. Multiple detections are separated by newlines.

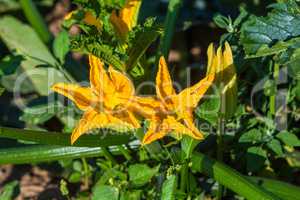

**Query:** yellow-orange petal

left=142, top=120, right=166, bottom=145
left=156, top=56, right=176, bottom=109
left=83, top=12, right=102, bottom=30
left=127, top=96, right=163, bottom=119
left=52, top=83, right=95, bottom=111
left=183, top=116, right=204, bottom=140
left=176, top=73, right=214, bottom=111
left=88, top=55, right=113, bottom=95
left=110, top=11, right=129, bottom=39
left=71, top=110, right=109, bottom=144
left=108, top=65, right=134, bottom=98
left=120, top=0, right=142, bottom=30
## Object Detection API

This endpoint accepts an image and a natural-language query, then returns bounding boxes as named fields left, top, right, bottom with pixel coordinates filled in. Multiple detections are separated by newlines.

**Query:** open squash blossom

left=110, top=0, right=142, bottom=38
left=206, top=42, right=237, bottom=119
left=52, top=55, right=140, bottom=144
left=133, top=57, right=215, bottom=145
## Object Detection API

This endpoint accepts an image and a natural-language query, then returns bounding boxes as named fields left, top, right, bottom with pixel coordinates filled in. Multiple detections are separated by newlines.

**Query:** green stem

left=19, top=0, right=51, bottom=43
left=217, top=116, right=225, bottom=199
left=101, top=147, right=117, bottom=165
left=117, top=145, right=132, bottom=161
left=180, top=162, right=188, bottom=193
left=160, top=0, right=183, bottom=59
left=270, top=62, right=279, bottom=115
left=81, top=158, right=89, bottom=188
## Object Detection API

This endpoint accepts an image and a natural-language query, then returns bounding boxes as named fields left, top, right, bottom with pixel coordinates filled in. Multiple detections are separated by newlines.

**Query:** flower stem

left=180, top=162, right=188, bottom=193
left=217, top=115, right=225, bottom=199
left=101, top=147, right=117, bottom=165
left=81, top=158, right=89, bottom=188
left=19, top=0, right=51, bottom=43
left=117, top=145, right=132, bottom=161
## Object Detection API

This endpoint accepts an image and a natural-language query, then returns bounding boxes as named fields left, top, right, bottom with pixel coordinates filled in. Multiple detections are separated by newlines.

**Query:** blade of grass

left=248, top=177, right=300, bottom=200
left=0, top=145, right=123, bottom=164
left=191, top=152, right=280, bottom=200
left=159, top=0, right=183, bottom=59
left=19, top=0, right=51, bottom=43
left=0, top=127, right=130, bottom=147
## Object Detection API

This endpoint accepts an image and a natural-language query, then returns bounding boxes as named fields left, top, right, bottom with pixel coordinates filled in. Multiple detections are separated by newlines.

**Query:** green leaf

left=0, top=55, right=23, bottom=77
left=0, top=126, right=131, bottom=147
left=53, top=30, right=70, bottom=63
left=126, top=20, right=162, bottom=71
left=68, top=171, right=82, bottom=183
left=92, top=185, right=119, bottom=200
left=266, top=139, right=283, bottom=156
left=196, top=92, right=220, bottom=124
left=276, top=131, right=300, bottom=147
left=0, top=181, right=18, bottom=200
left=128, top=164, right=160, bottom=187
left=161, top=175, right=177, bottom=200
left=246, top=146, right=267, bottom=172
left=239, top=129, right=262, bottom=144
left=120, top=190, right=142, bottom=200
left=0, top=16, right=58, bottom=95
left=249, top=177, right=300, bottom=200
left=0, top=16, right=57, bottom=67
left=181, top=136, right=199, bottom=159
left=25, top=67, right=68, bottom=96
left=20, top=101, right=64, bottom=124
left=191, top=152, right=280, bottom=200
left=240, top=2, right=300, bottom=56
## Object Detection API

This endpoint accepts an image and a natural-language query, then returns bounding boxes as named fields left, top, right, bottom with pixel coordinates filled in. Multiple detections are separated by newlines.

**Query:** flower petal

left=183, top=115, right=204, bottom=140
left=142, top=120, right=166, bottom=145
left=176, top=73, right=214, bottom=111
left=113, top=110, right=141, bottom=128
left=156, top=56, right=176, bottom=108
left=52, top=83, right=95, bottom=110
left=83, top=12, right=102, bottom=30
left=71, top=110, right=109, bottom=144
left=128, top=96, right=163, bottom=119
left=110, top=11, right=129, bottom=38
left=119, top=0, right=141, bottom=30
left=89, top=55, right=113, bottom=94
left=108, top=65, right=134, bottom=98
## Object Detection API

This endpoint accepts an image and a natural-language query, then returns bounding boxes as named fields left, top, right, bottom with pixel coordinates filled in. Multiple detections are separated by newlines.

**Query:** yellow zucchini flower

left=52, top=55, right=140, bottom=144
left=132, top=57, right=215, bottom=145
left=206, top=42, right=237, bottom=119
left=110, top=0, right=142, bottom=38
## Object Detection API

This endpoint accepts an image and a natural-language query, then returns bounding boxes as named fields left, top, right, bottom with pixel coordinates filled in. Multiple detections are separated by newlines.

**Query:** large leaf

left=276, top=131, right=300, bottom=147
left=240, top=1, right=300, bottom=56
left=53, top=30, right=70, bottom=63
left=161, top=175, right=177, bottom=200
left=0, top=16, right=56, bottom=68
left=0, top=127, right=131, bottom=147
left=92, top=185, right=119, bottom=200
left=238, top=129, right=262, bottom=144
left=0, top=16, right=59, bottom=95
left=128, top=164, right=160, bottom=187
left=246, top=146, right=267, bottom=172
